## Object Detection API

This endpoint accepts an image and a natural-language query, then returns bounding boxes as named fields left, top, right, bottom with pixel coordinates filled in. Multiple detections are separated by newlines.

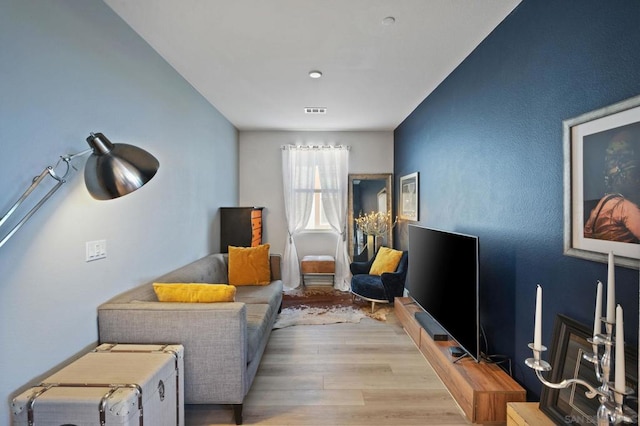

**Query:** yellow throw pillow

left=369, top=247, right=403, bottom=276
left=228, top=244, right=271, bottom=286
left=153, top=283, right=236, bottom=303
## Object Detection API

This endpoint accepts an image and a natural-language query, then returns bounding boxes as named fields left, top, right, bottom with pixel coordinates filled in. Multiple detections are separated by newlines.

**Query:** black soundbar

left=415, top=312, right=449, bottom=341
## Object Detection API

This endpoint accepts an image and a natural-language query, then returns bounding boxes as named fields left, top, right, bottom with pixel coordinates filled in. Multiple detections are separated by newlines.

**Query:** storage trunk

left=12, top=344, right=184, bottom=426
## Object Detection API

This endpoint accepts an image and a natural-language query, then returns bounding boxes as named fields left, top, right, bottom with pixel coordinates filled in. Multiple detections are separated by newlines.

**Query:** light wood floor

left=185, top=311, right=470, bottom=425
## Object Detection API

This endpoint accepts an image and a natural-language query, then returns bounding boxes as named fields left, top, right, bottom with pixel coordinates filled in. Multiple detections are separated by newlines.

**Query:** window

left=305, top=167, right=331, bottom=230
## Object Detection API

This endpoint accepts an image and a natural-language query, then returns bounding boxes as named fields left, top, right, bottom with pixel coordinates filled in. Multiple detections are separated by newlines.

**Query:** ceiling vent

left=304, top=107, right=327, bottom=114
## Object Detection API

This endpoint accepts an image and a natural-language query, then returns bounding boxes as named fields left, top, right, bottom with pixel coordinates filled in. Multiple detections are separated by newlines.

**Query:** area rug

left=273, top=306, right=366, bottom=329
left=273, top=286, right=391, bottom=328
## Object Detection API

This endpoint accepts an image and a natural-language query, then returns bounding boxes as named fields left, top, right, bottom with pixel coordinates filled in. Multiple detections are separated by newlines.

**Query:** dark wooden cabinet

left=220, top=207, right=264, bottom=252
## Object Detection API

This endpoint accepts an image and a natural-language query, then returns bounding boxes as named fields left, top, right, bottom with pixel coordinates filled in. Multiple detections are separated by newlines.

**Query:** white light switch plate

left=86, top=240, right=107, bottom=262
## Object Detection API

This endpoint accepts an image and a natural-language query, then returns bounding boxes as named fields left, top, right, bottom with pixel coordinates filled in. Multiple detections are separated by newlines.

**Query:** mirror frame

left=348, top=173, right=393, bottom=261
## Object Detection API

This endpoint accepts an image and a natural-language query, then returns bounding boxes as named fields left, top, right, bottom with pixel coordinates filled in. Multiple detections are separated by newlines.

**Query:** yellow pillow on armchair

left=369, top=247, right=403, bottom=275
left=228, top=244, right=271, bottom=285
left=153, top=283, right=236, bottom=303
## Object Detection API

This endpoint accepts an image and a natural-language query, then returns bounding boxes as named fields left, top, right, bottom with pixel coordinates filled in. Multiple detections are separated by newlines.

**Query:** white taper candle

left=534, top=285, right=542, bottom=351
left=615, top=304, right=625, bottom=402
left=607, top=252, right=616, bottom=324
left=593, top=281, right=602, bottom=337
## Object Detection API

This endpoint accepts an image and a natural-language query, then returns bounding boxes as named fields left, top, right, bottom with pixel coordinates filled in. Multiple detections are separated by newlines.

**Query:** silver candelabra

left=354, top=211, right=396, bottom=260
left=526, top=322, right=636, bottom=425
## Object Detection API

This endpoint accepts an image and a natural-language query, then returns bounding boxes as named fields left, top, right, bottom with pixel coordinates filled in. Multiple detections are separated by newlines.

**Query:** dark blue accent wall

left=394, top=0, right=640, bottom=398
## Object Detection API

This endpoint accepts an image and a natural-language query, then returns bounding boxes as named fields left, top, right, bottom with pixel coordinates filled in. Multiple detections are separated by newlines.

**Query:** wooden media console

left=395, top=297, right=525, bottom=424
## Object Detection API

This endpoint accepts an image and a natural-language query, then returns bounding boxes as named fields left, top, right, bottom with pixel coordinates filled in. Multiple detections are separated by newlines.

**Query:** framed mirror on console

left=348, top=173, right=393, bottom=262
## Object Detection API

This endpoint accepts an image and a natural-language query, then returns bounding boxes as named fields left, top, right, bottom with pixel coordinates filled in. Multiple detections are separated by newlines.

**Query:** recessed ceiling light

left=382, top=16, right=396, bottom=26
left=308, top=70, right=323, bottom=79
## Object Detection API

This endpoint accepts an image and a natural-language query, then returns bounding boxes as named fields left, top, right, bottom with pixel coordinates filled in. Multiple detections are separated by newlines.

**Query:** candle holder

left=526, top=320, right=636, bottom=425
left=354, top=211, right=397, bottom=259
left=354, top=211, right=396, bottom=239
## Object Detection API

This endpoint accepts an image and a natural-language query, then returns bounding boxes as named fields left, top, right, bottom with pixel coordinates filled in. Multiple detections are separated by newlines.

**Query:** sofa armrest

left=97, top=301, right=248, bottom=404
left=270, top=254, right=282, bottom=281
left=379, top=252, right=408, bottom=302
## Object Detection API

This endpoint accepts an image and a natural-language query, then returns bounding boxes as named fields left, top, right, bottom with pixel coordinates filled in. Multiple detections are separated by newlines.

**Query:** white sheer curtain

left=317, top=146, right=350, bottom=290
left=281, top=146, right=316, bottom=289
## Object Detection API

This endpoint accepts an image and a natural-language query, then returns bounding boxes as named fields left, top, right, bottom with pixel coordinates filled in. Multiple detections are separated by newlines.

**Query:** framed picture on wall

left=539, top=314, right=637, bottom=425
left=563, top=94, right=640, bottom=269
left=399, top=172, right=418, bottom=221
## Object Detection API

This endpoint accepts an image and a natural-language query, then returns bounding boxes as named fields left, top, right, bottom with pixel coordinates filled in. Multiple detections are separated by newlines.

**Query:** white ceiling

left=104, top=0, right=520, bottom=131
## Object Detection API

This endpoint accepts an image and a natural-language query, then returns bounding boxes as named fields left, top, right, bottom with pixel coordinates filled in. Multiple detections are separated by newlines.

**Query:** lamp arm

left=0, top=148, right=91, bottom=249
left=0, top=174, right=65, bottom=248
left=61, top=148, right=92, bottom=164
left=0, top=168, right=52, bottom=230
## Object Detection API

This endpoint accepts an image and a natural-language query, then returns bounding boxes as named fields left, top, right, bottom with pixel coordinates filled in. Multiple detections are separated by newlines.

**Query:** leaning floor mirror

left=348, top=173, right=393, bottom=262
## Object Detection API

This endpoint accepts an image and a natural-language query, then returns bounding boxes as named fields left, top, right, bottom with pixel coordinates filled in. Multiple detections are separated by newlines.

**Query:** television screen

left=408, top=225, right=480, bottom=361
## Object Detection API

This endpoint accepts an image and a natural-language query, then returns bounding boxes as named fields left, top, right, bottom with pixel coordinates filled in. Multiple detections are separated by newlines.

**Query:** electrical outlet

left=86, top=240, right=107, bottom=262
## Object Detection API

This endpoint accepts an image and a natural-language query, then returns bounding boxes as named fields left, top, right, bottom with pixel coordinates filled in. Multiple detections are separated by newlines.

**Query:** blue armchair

left=350, top=250, right=408, bottom=312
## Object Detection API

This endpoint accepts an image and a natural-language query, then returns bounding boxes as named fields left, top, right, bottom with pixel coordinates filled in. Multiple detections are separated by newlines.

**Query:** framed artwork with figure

left=563, top=95, right=640, bottom=269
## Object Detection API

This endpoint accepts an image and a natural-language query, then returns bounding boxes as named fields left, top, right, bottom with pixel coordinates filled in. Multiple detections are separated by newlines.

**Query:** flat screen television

left=408, top=224, right=480, bottom=362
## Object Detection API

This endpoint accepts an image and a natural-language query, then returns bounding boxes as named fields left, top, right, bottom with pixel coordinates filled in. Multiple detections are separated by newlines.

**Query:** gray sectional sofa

left=97, top=253, right=283, bottom=425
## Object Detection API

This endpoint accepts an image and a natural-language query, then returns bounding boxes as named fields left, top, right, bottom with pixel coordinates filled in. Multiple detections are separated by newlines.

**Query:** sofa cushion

left=156, top=253, right=229, bottom=284
left=369, top=246, right=403, bottom=275
left=152, top=283, right=236, bottom=303
left=228, top=244, right=271, bottom=286
left=245, top=304, right=271, bottom=364
left=351, top=274, right=388, bottom=301
left=234, top=280, right=283, bottom=306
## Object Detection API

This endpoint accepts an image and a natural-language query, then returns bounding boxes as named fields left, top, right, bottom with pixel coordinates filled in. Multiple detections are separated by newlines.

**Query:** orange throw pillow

left=228, top=244, right=271, bottom=285
left=153, top=283, right=236, bottom=303
left=369, top=247, right=403, bottom=276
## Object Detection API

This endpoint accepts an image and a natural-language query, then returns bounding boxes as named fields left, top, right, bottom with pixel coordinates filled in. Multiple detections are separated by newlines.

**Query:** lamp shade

left=84, top=132, right=159, bottom=200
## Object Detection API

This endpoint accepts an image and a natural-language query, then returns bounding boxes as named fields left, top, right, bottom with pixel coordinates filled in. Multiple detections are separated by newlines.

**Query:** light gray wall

left=0, top=1, right=237, bottom=422
left=238, top=131, right=393, bottom=266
